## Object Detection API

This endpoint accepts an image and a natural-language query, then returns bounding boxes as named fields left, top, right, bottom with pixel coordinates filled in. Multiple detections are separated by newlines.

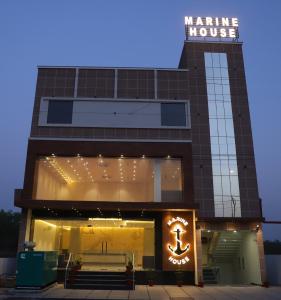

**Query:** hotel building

left=15, top=17, right=266, bottom=287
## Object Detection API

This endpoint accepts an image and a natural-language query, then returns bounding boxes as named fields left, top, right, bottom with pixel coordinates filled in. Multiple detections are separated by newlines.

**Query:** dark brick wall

left=117, top=69, right=154, bottom=99
left=179, top=41, right=260, bottom=218
left=27, top=41, right=260, bottom=219
left=30, top=68, right=190, bottom=141
left=31, top=68, right=76, bottom=138
left=77, top=69, right=115, bottom=98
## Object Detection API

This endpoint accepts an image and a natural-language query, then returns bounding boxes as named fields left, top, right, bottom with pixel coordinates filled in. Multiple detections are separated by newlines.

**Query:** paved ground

left=0, top=284, right=281, bottom=300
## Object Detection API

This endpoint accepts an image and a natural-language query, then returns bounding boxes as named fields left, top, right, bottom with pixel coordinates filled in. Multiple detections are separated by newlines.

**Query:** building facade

left=15, top=18, right=266, bottom=286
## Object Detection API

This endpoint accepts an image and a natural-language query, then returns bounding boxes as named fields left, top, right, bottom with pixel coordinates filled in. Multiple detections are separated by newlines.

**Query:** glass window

left=161, top=103, right=186, bottom=127
left=217, top=119, right=226, bottom=136
left=219, top=53, right=228, bottom=68
left=212, top=160, right=221, bottom=175
left=216, top=94, right=224, bottom=101
left=215, top=84, right=223, bottom=94
left=216, top=102, right=225, bottom=117
left=205, top=52, right=241, bottom=217
left=222, top=84, right=231, bottom=95
left=220, top=160, right=230, bottom=175
left=209, top=119, right=218, bottom=136
left=213, top=176, right=222, bottom=195
left=229, top=160, right=238, bottom=175
left=211, top=143, right=220, bottom=155
left=230, top=176, right=240, bottom=196
left=225, top=119, right=235, bottom=137
left=218, top=136, right=227, bottom=145
left=224, top=102, right=232, bottom=117
left=207, top=84, right=215, bottom=95
left=220, top=68, right=229, bottom=78
left=212, top=53, right=220, bottom=67
left=205, top=68, right=214, bottom=78
left=221, top=176, right=231, bottom=195
left=32, top=218, right=155, bottom=271
left=47, top=100, right=73, bottom=124
left=211, top=136, right=219, bottom=145
left=227, top=143, right=236, bottom=155
left=219, top=144, right=228, bottom=155
left=223, top=94, right=231, bottom=102
left=208, top=102, right=217, bottom=117
left=213, top=68, right=221, bottom=78
left=204, top=53, right=213, bottom=68
left=33, top=156, right=183, bottom=203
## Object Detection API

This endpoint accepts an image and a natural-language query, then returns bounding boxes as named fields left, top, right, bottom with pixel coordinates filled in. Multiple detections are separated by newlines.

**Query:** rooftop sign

left=185, top=16, right=239, bottom=41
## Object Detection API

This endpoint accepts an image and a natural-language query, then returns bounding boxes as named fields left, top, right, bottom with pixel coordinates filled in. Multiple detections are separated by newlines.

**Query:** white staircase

left=212, top=231, right=242, bottom=263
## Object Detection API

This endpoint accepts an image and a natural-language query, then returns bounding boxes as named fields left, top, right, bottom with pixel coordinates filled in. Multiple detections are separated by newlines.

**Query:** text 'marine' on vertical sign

left=185, top=16, right=239, bottom=41
left=162, top=211, right=195, bottom=271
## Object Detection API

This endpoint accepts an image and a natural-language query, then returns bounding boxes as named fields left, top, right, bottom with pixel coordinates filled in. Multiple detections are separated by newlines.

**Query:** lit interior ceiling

left=36, top=218, right=155, bottom=229
left=39, top=156, right=181, bottom=184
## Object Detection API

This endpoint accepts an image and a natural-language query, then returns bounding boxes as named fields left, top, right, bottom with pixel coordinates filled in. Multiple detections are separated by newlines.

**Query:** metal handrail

left=64, top=253, right=72, bottom=288
left=132, top=252, right=135, bottom=289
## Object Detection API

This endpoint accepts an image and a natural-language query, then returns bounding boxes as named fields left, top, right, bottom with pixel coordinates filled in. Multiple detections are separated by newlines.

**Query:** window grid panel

left=204, top=52, right=241, bottom=218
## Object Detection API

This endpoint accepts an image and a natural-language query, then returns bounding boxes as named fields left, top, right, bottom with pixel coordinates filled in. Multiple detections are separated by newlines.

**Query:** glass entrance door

left=32, top=218, right=155, bottom=271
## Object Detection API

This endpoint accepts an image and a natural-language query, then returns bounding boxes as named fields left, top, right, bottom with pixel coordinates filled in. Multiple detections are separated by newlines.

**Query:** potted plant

left=73, top=257, right=82, bottom=271
left=126, top=261, right=134, bottom=289
left=146, top=269, right=156, bottom=286
left=175, top=270, right=184, bottom=287
left=126, top=260, right=133, bottom=274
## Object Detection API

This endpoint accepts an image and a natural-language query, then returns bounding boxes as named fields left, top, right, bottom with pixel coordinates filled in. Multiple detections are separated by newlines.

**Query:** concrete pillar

left=256, top=224, right=267, bottom=284
left=69, top=227, right=81, bottom=255
left=195, top=227, right=203, bottom=285
left=17, top=208, right=32, bottom=251
left=154, top=159, right=161, bottom=202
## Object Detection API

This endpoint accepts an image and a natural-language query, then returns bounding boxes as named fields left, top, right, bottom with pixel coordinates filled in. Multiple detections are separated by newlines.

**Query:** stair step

left=66, top=270, right=133, bottom=290
left=76, top=271, right=125, bottom=275
left=71, top=279, right=128, bottom=285
left=73, top=275, right=127, bottom=280
left=68, top=283, right=132, bottom=290
left=204, top=280, right=217, bottom=284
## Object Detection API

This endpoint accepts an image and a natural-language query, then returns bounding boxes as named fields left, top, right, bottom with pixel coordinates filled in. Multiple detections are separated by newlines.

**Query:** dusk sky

left=0, top=1, right=280, bottom=240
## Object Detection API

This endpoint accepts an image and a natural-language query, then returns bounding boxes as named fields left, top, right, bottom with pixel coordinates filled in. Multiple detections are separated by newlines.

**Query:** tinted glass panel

left=205, top=52, right=241, bottom=217
left=47, top=100, right=73, bottom=124
left=161, top=103, right=186, bottom=126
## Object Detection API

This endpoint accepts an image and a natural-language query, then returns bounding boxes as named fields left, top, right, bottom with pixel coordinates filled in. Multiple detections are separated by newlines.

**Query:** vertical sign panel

left=162, top=211, right=195, bottom=271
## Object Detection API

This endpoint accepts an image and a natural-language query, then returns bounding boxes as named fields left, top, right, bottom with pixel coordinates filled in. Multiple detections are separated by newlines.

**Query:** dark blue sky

left=0, top=1, right=280, bottom=240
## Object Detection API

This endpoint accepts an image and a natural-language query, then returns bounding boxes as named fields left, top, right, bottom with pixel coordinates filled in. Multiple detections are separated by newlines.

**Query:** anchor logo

left=168, top=225, right=190, bottom=256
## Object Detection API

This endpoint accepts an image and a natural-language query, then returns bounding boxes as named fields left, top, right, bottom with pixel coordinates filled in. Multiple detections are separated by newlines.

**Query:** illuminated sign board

left=185, top=16, right=239, bottom=41
left=162, top=212, right=195, bottom=271
left=167, top=217, right=190, bottom=265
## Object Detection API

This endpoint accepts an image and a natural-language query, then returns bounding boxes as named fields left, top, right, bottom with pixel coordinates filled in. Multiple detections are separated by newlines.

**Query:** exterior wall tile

left=179, top=41, right=261, bottom=219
